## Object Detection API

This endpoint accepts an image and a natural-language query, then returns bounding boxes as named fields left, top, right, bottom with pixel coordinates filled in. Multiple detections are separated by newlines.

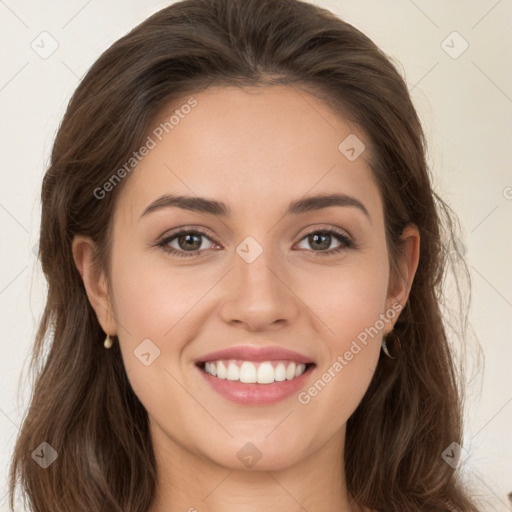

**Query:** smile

left=194, top=345, right=316, bottom=405
left=201, top=359, right=309, bottom=384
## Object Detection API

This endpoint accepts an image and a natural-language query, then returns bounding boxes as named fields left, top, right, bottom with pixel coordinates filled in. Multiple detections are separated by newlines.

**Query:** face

left=80, top=85, right=416, bottom=472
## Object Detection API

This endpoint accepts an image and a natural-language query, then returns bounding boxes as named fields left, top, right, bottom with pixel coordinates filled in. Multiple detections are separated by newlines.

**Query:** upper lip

left=196, top=345, right=315, bottom=364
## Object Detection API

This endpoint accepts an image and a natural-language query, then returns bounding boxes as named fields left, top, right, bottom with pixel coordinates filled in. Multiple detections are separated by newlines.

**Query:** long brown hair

left=9, top=0, right=480, bottom=510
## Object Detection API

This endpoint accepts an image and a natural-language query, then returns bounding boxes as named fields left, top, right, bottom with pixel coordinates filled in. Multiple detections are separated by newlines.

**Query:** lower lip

left=197, top=364, right=315, bottom=405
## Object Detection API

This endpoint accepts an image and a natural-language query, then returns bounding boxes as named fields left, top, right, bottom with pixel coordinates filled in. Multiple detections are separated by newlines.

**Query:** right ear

left=72, top=235, right=117, bottom=335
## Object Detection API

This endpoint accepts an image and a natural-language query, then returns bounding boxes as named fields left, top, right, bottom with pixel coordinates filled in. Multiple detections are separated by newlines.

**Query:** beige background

left=0, top=0, right=511, bottom=510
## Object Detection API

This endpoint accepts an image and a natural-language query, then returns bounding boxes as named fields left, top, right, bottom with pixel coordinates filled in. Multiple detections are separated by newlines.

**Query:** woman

left=8, top=0, right=479, bottom=510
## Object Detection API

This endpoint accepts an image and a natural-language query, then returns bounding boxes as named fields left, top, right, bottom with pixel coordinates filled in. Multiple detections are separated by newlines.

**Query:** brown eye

left=296, top=229, right=353, bottom=256
left=175, top=232, right=203, bottom=251
left=158, top=229, right=216, bottom=258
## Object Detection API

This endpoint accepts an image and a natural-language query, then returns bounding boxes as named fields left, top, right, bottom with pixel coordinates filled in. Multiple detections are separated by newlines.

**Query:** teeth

left=202, top=360, right=308, bottom=384
left=216, top=361, right=227, bottom=379
left=240, top=361, right=257, bottom=383
left=286, top=362, right=296, bottom=380
left=257, top=362, right=274, bottom=384
left=274, top=362, right=287, bottom=382
left=226, top=362, right=239, bottom=380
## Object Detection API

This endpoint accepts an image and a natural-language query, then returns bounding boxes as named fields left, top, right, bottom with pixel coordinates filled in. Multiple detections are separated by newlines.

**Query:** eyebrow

left=140, top=192, right=370, bottom=221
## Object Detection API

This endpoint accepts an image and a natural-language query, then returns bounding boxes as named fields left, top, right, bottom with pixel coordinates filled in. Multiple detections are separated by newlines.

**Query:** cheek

left=296, top=253, right=390, bottom=341
left=107, top=245, right=216, bottom=401
left=108, top=252, right=210, bottom=422
left=293, top=257, right=388, bottom=422
left=296, top=270, right=385, bottom=431
left=297, top=346, right=379, bottom=440
left=110, top=248, right=210, bottom=338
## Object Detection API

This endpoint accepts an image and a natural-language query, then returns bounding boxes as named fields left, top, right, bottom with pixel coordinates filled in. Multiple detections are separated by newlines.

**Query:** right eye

left=157, top=228, right=219, bottom=258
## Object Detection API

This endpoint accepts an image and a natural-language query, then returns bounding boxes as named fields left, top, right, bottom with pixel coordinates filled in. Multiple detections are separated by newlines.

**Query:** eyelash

left=156, top=226, right=355, bottom=258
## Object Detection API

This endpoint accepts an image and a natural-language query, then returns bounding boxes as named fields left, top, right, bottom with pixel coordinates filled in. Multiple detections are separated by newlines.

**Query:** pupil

left=311, top=233, right=330, bottom=250
left=180, top=233, right=201, bottom=250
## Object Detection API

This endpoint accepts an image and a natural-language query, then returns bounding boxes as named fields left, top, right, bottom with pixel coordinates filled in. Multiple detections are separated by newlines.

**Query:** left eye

left=157, top=228, right=353, bottom=258
left=296, top=230, right=353, bottom=254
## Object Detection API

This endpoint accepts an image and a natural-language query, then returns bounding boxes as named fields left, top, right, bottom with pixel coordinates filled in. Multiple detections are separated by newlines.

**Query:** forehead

left=115, top=85, right=383, bottom=225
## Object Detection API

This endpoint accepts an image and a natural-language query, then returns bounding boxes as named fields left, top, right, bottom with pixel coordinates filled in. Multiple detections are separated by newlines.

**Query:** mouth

left=196, top=359, right=315, bottom=384
left=194, top=346, right=316, bottom=405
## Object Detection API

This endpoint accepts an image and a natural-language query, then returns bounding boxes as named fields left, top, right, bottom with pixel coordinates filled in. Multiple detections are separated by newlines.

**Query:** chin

left=200, top=434, right=309, bottom=472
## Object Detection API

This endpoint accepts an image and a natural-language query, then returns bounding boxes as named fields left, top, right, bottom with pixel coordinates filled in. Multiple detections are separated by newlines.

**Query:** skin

left=73, top=85, right=420, bottom=512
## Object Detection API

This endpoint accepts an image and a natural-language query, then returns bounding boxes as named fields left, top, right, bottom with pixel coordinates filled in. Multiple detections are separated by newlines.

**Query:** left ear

left=385, top=223, right=420, bottom=332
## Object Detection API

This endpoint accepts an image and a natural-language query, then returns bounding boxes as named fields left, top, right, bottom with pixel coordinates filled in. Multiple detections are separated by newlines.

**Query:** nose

left=218, top=242, right=300, bottom=332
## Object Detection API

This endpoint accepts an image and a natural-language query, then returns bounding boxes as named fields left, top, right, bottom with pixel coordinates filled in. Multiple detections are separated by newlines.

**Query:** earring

left=382, top=329, right=401, bottom=359
left=104, top=334, right=113, bottom=349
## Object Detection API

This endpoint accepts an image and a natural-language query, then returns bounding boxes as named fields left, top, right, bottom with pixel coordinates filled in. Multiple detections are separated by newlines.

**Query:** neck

left=147, top=423, right=361, bottom=512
